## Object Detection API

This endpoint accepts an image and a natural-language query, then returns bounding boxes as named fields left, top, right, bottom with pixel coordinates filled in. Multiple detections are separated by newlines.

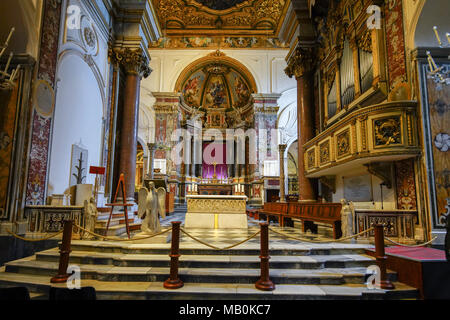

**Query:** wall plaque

left=343, top=174, right=372, bottom=202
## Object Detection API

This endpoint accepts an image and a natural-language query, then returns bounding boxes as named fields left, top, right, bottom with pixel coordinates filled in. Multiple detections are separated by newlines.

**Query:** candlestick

left=5, top=27, right=15, bottom=47
left=426, top=51, right=435, bottom=72
left=10, top=65, right=19, bottom=82
left=433, top=26, right=442, bottom=46
left=4, top=52, right=12, bottom=74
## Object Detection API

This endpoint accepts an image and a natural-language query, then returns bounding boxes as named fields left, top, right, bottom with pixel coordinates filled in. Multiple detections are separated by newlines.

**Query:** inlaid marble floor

left=148, top=209, right=349, bottom=247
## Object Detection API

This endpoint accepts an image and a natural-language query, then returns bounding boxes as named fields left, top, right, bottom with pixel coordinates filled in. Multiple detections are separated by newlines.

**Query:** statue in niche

left=340, top=199, right=355, bottom=239
left=83, top=197, right=98, bottom=239
left=138, top=182, right=166, bottom=234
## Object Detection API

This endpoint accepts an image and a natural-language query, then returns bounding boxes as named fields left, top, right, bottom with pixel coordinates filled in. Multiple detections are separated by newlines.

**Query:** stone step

left=95, top=223, right=142, bottom=236
left=4, top=258, right=396, bottom=285
left=95, top=217, right=135, bottom=228
left=35, top=249, right=376, bottom=269
left=97, top=212, right=136, bottom=221
left=68, top=240, right=371, bottom=256
left=0, top=272, right=418, bottom=300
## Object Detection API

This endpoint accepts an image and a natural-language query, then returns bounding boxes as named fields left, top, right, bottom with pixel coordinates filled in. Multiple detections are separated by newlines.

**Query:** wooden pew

left=285, top=202, right=342, bottom=239
left=259, top=202, right=288, bottom=226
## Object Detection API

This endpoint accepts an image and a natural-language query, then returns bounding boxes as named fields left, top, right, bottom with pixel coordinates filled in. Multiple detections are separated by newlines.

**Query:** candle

left=4, top=52, right=13, bottom=74
left=446, top=33, right=450, bottom=45
left=426, top=51, right=435, bottom=72
left=10, top=64, right=19, bottom=82
left=433, top=26, right=442, bottom=46
left=4, top=27, right=15, bottom=46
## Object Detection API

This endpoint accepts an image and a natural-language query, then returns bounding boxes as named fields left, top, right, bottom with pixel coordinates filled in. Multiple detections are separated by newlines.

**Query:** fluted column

left=111, top=47, right=151, bottom=201
left=285, top=47, right=316, bottom=202
left=278, top=144, right=287, bottom=202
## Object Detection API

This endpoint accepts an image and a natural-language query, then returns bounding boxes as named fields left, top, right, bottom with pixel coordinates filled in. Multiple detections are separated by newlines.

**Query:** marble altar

left=185, top=195, right=248, bottom=229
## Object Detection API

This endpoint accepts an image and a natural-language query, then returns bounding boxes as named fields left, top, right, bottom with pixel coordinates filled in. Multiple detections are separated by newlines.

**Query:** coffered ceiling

left=151, top=0, right=291, bottom=37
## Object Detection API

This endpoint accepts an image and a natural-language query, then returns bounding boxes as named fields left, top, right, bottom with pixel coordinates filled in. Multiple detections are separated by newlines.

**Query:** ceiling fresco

left=194, top=0, right=248, bottom=11
left=152, top=0, right=289, bottom=37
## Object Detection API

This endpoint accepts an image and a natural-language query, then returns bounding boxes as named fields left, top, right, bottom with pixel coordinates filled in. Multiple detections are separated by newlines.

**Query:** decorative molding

left=109, top=47, right=152, bottom=78
left=284, top=46, right=315, bottom=79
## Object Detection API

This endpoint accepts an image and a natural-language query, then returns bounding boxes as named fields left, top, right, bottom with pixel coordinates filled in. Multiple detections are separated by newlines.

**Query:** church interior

left=0, top=0, right=449, bottom=302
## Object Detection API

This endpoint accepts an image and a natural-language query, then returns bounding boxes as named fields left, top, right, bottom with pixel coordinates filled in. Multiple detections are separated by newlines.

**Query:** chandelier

left=0, top=27, right=21, bottom=90
left=426, top=26, right=450, bottom=86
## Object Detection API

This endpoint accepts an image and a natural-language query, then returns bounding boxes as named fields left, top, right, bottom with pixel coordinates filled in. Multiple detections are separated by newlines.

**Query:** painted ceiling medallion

left=194, top=0, right=248, bottom=11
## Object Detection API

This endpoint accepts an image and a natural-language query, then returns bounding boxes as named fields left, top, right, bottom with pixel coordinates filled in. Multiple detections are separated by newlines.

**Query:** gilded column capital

left=284, top=47, right=315, bottom=79
left=109, top=47, right=152, bottom=78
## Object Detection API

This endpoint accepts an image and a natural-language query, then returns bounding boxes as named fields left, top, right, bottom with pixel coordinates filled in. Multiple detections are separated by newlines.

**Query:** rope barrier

left=180, top=228, right=261, bottom=250
left=6, top=229, right=63, bottom=242
left=73, top=223, right=171, bottom=242
left=385, top=236, right=437, bottom=248
left=268, top=227, right=375, bottom=243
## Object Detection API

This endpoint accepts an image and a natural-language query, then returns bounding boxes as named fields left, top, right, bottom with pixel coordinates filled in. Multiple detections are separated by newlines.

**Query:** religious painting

left=343, top=174, right=372, bottom=202
left=336, top=129, right=351, bottom=158
left=204, top=75, right=228, bottom=108
left=69, top=144, right=88, bottom=187
left=227, top=71, right=250, bottom=108
left=319, top=140, right=330, bottom=165
left=373, top=116, right=402, bottom=146
left=182, top=71, right=205, bottom=107
left=307, top=149, right=316, bottom=169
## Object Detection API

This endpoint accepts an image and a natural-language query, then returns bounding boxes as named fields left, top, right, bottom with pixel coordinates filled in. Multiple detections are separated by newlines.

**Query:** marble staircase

left=0, top=239, right=418, bottom=300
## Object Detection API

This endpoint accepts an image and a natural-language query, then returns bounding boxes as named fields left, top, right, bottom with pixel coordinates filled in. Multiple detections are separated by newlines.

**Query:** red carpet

left=385, top=246, right=446, bottom=261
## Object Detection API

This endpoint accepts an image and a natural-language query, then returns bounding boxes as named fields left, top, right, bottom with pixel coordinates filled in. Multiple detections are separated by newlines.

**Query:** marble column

left=278, top=144, right=287, bottom=202
left=112, top=48, right=151, bottom=201
left=285, top=47, right=316, bottom=202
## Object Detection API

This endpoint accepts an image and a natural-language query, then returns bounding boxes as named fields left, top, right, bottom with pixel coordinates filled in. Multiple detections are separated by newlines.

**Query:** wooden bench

left=258, top=202, right=288, bottom=225
left=286, top=202, right=342, bottom=239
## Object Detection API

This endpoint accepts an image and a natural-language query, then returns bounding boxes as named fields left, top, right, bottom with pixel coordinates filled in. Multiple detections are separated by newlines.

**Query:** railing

left=24, top=205, right=84, bottom=233
left=355, top=209, right=417, bottom=241
left=8, top=219, right=436, bottom=292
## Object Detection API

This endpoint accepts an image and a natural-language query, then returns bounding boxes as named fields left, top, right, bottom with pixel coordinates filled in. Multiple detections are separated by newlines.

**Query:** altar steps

left=0, top=269, right=417, bottom=300
left=0, top=241, right=418, bottom=299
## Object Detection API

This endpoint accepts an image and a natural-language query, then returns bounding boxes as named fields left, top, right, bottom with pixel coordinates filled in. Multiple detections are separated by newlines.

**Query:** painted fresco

left=204, top=75, right=228, bottom=108
left=180, top=62, right=251, bottom=111
left=182, top=70, right=205, bottom=107
left=227, top=71, right=250, bottom=108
